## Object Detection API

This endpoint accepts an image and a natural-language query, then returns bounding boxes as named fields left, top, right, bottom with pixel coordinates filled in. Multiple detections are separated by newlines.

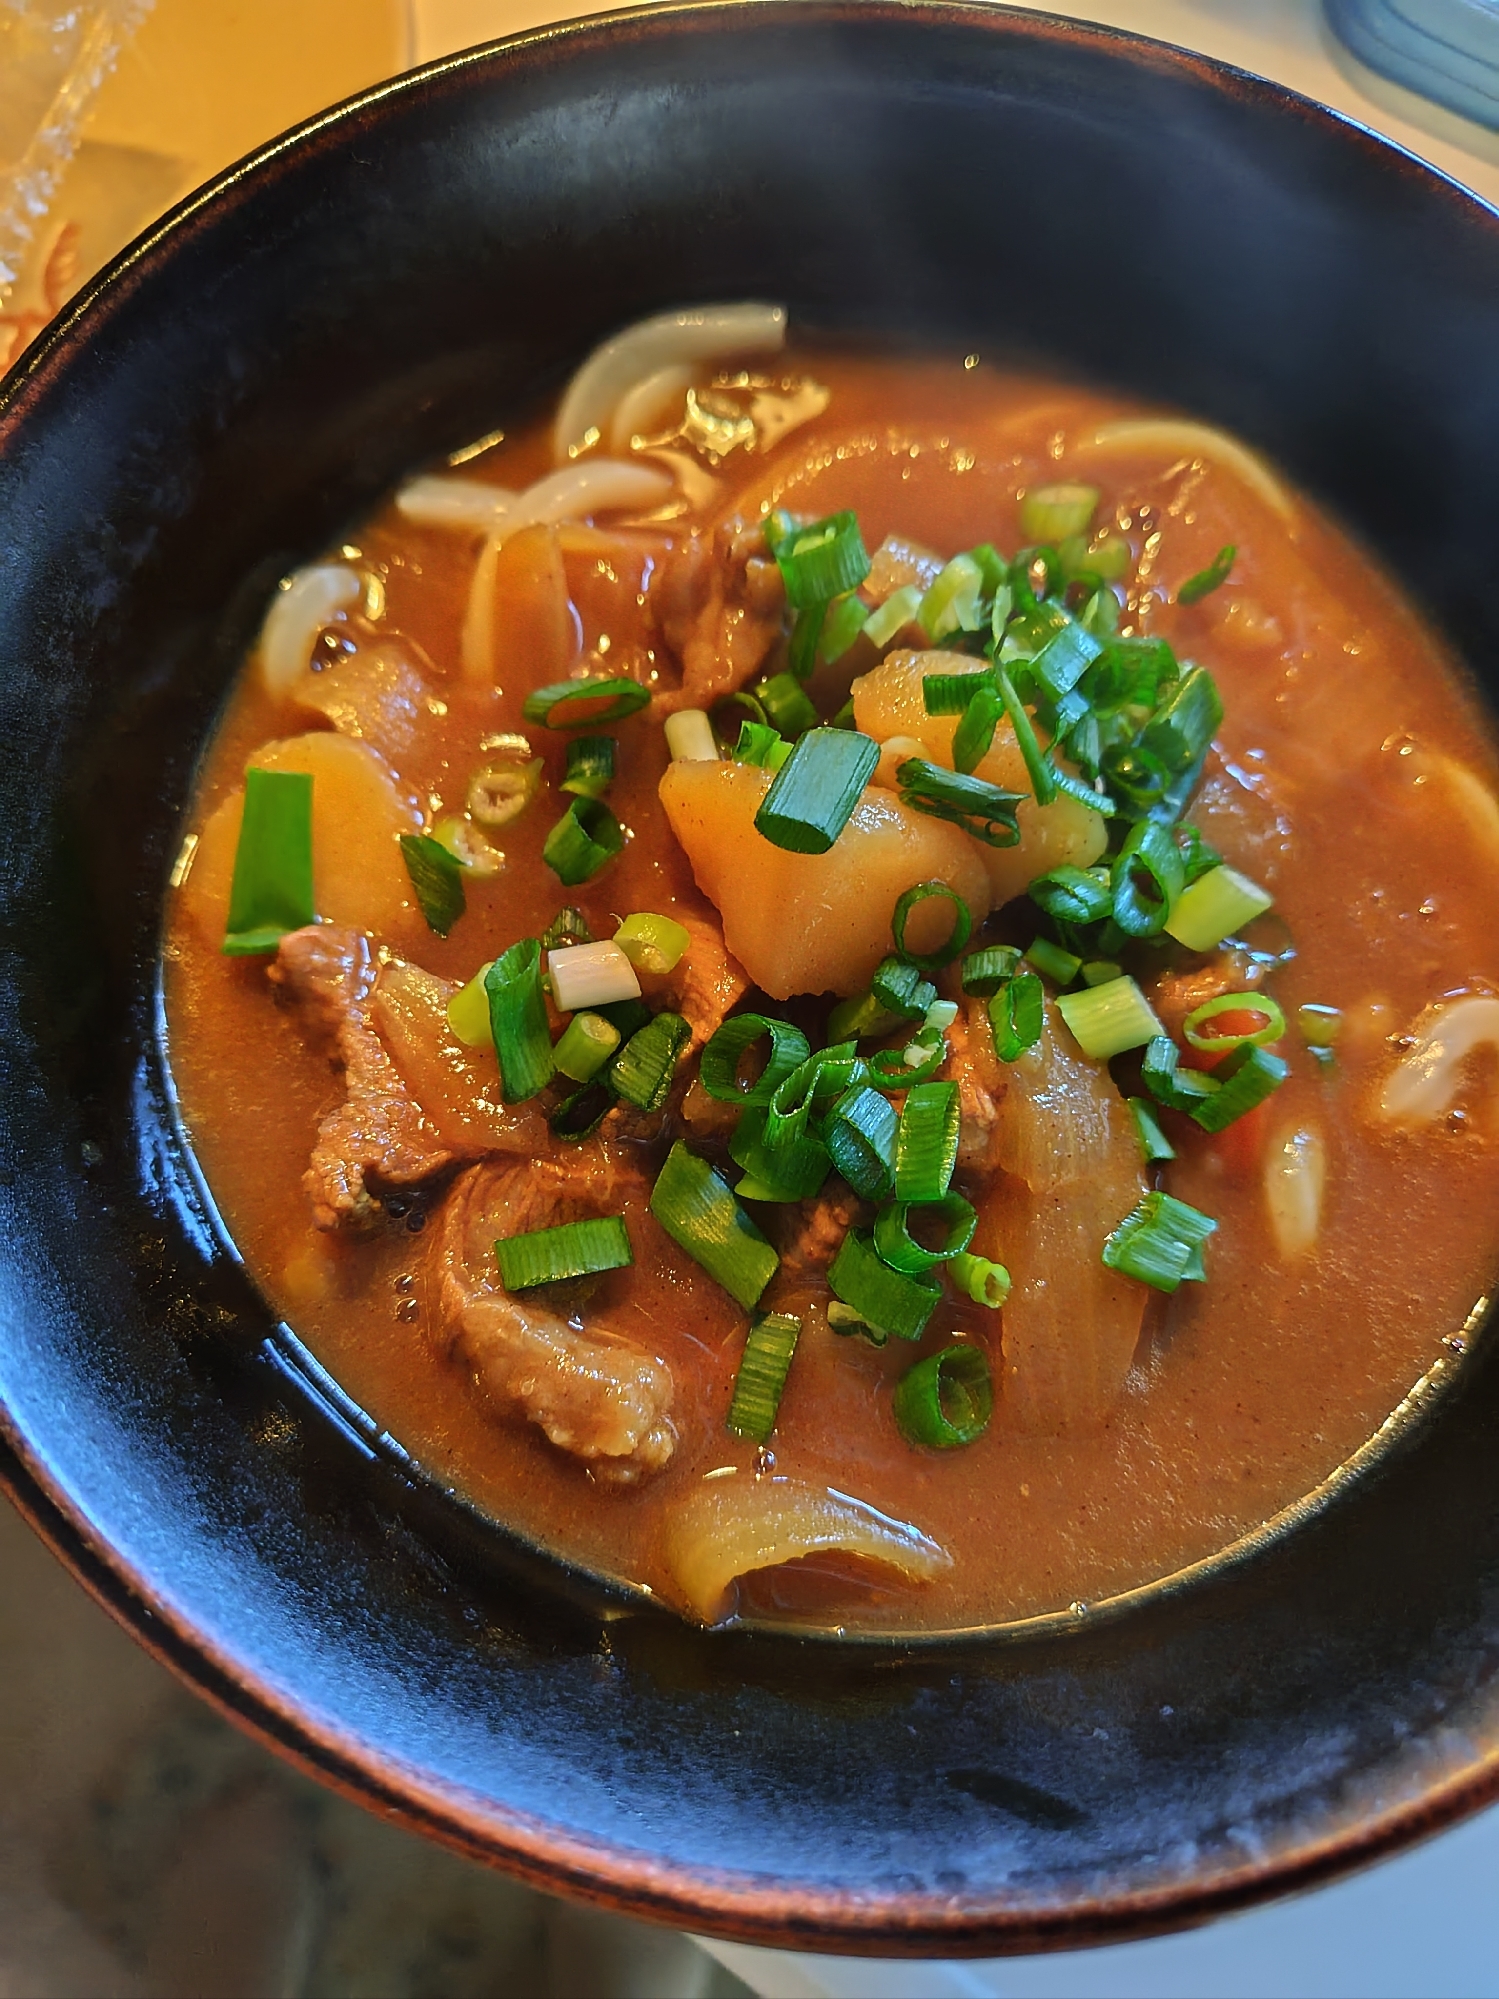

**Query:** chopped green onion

left=1298, top=1003, right=1341, bottom=1049
left=1175, top=823, right=1223, bottom=886
left=1189, top=1043, right=1288, bottom=1133
left=485, top=939, right=555, bottom=1102
left=820, top=592, right=870, bottom=663
left=399, top=832, right=466, bottom=939
left=553, top=1009, right=621, bottom=1083
left=773, top=510, right=870, bottom=608
left=446, top=961, right=495, bottom=1047
left=1030, top=618, right=1105, bottom=703
left=1128, top=1095, right=1176, bottom=1163
left=918, top=553, right=985, bottom=643
left=754, top=727, right=879, bottom=854
left=951, top=680, right=1004, bottom=774
left=1023, top=938, right=1081, bottom=986
left=787, top=602, right=826, bottom=682
left=542, top=906, right=593, bottom=950
left=863, top=583, right=923, bottom=650
left=1056, top=975, right=1165, bottom=1060
left=827, top=1227, right=941, bottom=1341
left=949, top=1252, right=1010, bottom=1307
left=467, top=755, right=545, bottom=830
left=699, top=1014, right=811, bottom=1105
left=867, top=1032, right=949, bottom=1091
left=547, top=939, right=641, bottom=1011
left=1102, top=1190, right=1217, bottom=1293
left=922, top=667, right=989, bottom=716
left=609, top=1010, right=690, bottom=1112
left=1141, top=1035, right=1221, bottom=1115
left=763, top=1043, right=866, bottom=1149
left=549, top=1080, right=614, bottom=1142
left=734, top=720, right=788, bottom=769
left=543, top=796, right=625, bottom=886
left=873, top=1192, right=976, bottom=1273
left=823, top=1084, right=899, bottom=1201
left=893, top=1342, right=993, bottom=1449
left=1165, top=865, right=1273, bottom=952
left=961, top=946, right=1023, bottom=996
left=594, top=994, right=653, bottom=1040
left=1020, top=482, right=1099, bottom=544
left=988, top=970, right=1045, bottom=1062
left=664, top=708, right=719, bottom=762
left=1030, top=863, right=1112, bottom=926
left=763, top=508, right=798, bottom=554
left=1177, top=544, right=1236, bottom=605
left=1183, top=991, right=1286, bottom=1053
left=991, top=662, right=1057, bottom=805
left=894, top=1081, right=960, bottom=1203
left=1111, top=819, right=1187, bottom=938
left=1139, top=665, right=1223, bottom=777
left=649, top=1142, right=778, bottom=1310
left=871, top=954, right=937, bottom=1021
left=755, top=671, right=821, bottom=739
left=895, top=758, right=1024, bottom=849
left=729, top=1107, right=831, bottom=1202
left=523, top=677, right=650, bottom=730
left=494, top=1214, right=633, bottom=1290
left=827, top=1300, right=882, bottom=1343
left=222, top=767, right=315, bottom=955
left=891, top=881, right=973, bottom=970
left=1081, top=960, right=1123, bottom=987
left=727, top=1312, right=802, bottom=1442
left=613, top=911, right=691, bottom=976
left=826, top=991, right=905, bottom=1042
left=560, top=734, right=616, bottom=799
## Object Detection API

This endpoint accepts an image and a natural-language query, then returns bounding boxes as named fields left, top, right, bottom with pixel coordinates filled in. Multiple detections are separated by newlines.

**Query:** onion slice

left=259, top=564, right=361, bottom=697
left=1378, top=994, right=1499, bottom=1124
left=1077, top=417, right=1294, bottom=521
left=553, top=302, right=786, bottom=463
left=395, top=475, right=517, bottom=533
left=663, top=1474, right=950, bottom=1623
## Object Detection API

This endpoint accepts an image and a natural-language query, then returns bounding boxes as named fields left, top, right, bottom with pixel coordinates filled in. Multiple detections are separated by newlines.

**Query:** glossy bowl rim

left=4, top=0, right=1499, bottom=1955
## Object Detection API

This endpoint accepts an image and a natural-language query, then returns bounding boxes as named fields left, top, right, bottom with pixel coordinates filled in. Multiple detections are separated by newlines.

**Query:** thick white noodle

left=552, top=303, right=787, bottom=463
left=608, top=363, right=696, bottom=452
left=395, top=475, right=517, bottom=534
left=1076, top=418, right=1295, bottom=522
left=459, top=459, right=674, bottom=680
left=259, top=564, right=361, bottom=697
left=1378, top=995, right=1499, bottom=1124
left=1265, top=1121, right=1326, bottom=1260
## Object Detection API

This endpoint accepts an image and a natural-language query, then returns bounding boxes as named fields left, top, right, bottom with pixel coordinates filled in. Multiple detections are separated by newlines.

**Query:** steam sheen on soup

left=163, top=308, right=1499, bottom=1633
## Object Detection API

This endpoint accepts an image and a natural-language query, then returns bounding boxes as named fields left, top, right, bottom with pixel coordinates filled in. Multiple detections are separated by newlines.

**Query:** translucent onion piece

left=1265, top=1121, right=1326, bottom=1261
left=395, top=474, right=517, bottom=533
left=1078, top=418, right=1294, bottom=521
left=553, top=303, right=787, bottom=463
left=607, top=362, right=695, bottom=451
left=1378, top=995, right=1499, bottom=1124
left=461, top=533, right=503, bottom=682
left=663, top=1476, right=950, bottom=1623
left=259, top=564, right=361, bottom=697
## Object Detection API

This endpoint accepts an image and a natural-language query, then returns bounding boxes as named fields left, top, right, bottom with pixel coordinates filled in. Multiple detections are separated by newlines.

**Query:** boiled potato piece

left=180, top=732, right=422, bottom=947
left=659, top=759, right=990, bottom=999
left=852, top=649, right=1107, bottom=903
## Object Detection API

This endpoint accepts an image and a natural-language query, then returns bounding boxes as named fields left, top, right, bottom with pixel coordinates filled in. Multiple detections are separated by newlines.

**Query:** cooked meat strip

left=658, top=914, right=751, bottom=1051
left=431, top=1154, right=676, bottom=1484
left=271, top=924, right=458, bottom=1230
left=653, top=519, right=785, bottom=713
left=777, top=1181, right=868, bottom=1286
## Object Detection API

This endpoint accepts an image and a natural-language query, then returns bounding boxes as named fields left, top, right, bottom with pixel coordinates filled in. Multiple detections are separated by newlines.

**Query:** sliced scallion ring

left=522, top=677, right=651, bottom=730
left=960, top=946, right=1023, bottom=997
left=494, top=1214, right=632, bottom=1291
left=891, top=881, right=973, bottom=970
left=893, top=1343, right=993, bottom=1449
left=873, top=1192, right=976, bottom=1274
left=613, top=911, right=691, bottom=976
left=1182, top=991, right=1286, bottom=1053
left=827, top=1227, right=941, bottom=1342
left=726, top=1312, right=802, bottom=1443
left=699, top=1015, right=811, bottom=1105
left=895, top=759, right=1024, bottom=849
left=222, top=767, right=314, bottom=956
left=560, top=734, right=616, bottom=799
left=987, top=971, right=1044, bottom=1063
left=948, top=1252, right=1010, bottom=1308
left=822, top=1084, right=898, bottom=1202
left=893, top=1081, right=960, bottom=1204
left=773, top=509, right=871, bottom=608
left=1110, top=818, right=1187, bottom=939
left=485, top=938, right=555, bottom=1103
left=543, top=796, right=626, bottom=886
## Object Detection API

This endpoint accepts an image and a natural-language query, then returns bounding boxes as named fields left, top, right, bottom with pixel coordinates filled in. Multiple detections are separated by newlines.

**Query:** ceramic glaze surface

left=0, top=2, right=1497, bottom=1952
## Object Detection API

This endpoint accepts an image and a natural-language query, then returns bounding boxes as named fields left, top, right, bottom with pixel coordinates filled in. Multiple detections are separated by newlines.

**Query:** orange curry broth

left=163, top=351, right=1499, bottom=1635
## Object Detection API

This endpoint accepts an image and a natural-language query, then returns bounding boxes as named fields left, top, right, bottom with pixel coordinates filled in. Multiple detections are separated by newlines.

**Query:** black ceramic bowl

left=3, top=0, right=1499, bottom=1957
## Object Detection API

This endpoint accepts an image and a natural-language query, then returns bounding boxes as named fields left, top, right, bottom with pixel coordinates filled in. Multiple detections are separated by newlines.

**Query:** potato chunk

left=658, top=759, right=990, bottom=999
left=181, top=732, right=422, bottom=947
left=852, top=649, right=1106, bottom=903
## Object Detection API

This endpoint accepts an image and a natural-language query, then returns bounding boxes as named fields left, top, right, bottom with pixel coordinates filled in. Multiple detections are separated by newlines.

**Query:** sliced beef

left=431, top=1154, right=676, bottom=1484
left=945, top=997, right=1009, bottom=1173
left=271, top=925, right=458, bottom=1230
left=652, top=519, right=785, bottom=713
left=658, top=914, right=751, bottom=1052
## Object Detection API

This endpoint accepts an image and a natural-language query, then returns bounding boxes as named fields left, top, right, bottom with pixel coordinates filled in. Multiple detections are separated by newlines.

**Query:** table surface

left=4, top=5, right=1498, bottom=1996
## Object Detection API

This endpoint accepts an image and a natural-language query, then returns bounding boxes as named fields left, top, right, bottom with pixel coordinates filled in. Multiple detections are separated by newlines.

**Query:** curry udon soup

left=164, top=306, right=1499, bottom=1634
